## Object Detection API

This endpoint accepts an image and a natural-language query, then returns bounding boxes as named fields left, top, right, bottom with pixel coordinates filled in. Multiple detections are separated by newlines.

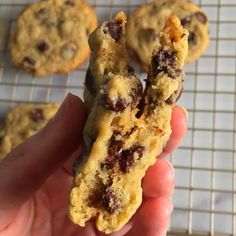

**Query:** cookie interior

left=69, top=13, right=188, bottom=234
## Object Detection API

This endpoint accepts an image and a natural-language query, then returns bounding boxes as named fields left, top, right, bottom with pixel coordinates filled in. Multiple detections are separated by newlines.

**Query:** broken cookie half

left=69, top=12, right=188, bottom=234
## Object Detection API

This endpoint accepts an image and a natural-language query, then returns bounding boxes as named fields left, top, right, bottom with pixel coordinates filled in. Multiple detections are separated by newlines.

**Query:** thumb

left=0, top=93, right=86, bottom=227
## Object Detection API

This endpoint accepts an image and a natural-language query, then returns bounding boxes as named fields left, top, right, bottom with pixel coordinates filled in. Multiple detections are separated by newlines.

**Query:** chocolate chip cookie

left=126, top=0, right=209, bottom=69
left=10, top=0, right=97, bottom=76
left=69, top=12, right=188, bottom=233
left=0, top=103, right=60, bottom=160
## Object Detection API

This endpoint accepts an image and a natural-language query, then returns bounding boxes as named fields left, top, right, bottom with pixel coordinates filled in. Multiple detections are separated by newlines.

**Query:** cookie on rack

left=0, top=103, right=60, bottom=160
left=69, top=12, right=188, bottom=233
left=10, top=0, right=97, bottom=76
left=126, top=0, right=209, bottom=70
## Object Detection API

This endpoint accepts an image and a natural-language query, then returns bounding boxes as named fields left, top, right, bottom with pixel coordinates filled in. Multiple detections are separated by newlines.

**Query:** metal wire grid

left=0, top=0, right=236, bottom=235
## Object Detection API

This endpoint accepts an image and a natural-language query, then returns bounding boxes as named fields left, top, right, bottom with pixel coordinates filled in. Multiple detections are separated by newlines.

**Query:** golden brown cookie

left=10, top=0, right=97, bottom=76
left=126, top=0, right=209, bottom=69
left=0, top=103, right=60, bottom=160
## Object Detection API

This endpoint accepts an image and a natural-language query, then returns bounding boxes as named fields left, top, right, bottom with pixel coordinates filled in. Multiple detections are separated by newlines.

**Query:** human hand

left=0, top=93, right=188, bottom=236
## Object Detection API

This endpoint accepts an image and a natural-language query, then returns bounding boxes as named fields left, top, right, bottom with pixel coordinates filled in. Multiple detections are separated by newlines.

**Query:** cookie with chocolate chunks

left=10, top=0, right=97, bottom=76
left=126, top=0, right=209, bottom=69
left=0, top=103, right=60, bottom=160
left=69, top=13, right=188, bottom=234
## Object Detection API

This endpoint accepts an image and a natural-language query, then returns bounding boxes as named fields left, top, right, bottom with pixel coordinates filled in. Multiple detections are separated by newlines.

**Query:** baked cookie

left=10, top=0, right=97, bottom=76
left=69, top=12, right=188, bottom=233
left=126, top=0, right=209, bottom=69
left=0, top=103, right=60, bottom=160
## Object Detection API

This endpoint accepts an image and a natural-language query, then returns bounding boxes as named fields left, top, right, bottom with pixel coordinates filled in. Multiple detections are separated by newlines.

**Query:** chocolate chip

left=181, top=16, right=192, bottom=26
left=165, top=85, right=184, bottom=105
left=30, top=108, right=44, bottom=122
left=61, top=43, right=77, bottom=60
left=104, top=97, right=129, bottom=112
left=108, top=140, right=123, bottom=167
left=37, top=8, right=49, bottom=19
left=151, top=49, right=179, bottom=78
left=188, top=31, right=196, bottom=44
left=119, top=145, right=145, bottom=173
left=104, top=80, right=142, bottom=112
left=113, top=130, right=122, bottom=137
left=102, top=133, right=123, bottom=170
left=37, top=41, right=49, bottom=53
left=85, top=69, right=96, bottom=94
left=195, top=12, right=207, bottom=24
left=136, top=81, right=143, bottom=98
left=109, top=135, right=123, bottom=156
left=107, top=21, right=122, bottom=42
left=22, top=57, right=36, bottom=69
left=126, top=65, right=135, bottom=75
left=119, top=150, right=135, bottom=173
left=132, top=145, right=145, bottom=158
left=101, top=156, right=116, bottom=170
left=130, top=82, right=143, bottom=108
left=136, top=80, right=148, bottom=118
left=102, top=187, right=120, bottom=213
left=103, top=131, right=145, bottom=173
left=129, top=126, right=138, bottom=136
left=65, top=0, right=75, bottom=6
left=175, top=86, right=184, bottom=102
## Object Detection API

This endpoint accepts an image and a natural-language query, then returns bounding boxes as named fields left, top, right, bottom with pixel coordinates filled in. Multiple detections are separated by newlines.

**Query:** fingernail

left=53, top=93, right=72, bottom=122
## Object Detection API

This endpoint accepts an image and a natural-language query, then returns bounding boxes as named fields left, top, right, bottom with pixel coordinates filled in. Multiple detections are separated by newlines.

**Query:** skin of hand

left=0, top=93, right=188, bottom=236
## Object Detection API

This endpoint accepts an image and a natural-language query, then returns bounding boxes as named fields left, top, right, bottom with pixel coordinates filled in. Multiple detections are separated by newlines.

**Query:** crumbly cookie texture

left=126, top=0, right=209, bottom=69
left=0, top=103, right=60, bottom=160
left=69, top=12, right=188, bottom=234
left=10, top=0, right=97, bottom=76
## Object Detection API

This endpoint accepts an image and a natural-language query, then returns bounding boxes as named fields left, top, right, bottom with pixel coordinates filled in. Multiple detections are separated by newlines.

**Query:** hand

left=0, top=93, right=188, bottom=236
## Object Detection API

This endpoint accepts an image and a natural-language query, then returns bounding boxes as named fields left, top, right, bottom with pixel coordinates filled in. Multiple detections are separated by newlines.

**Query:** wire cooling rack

left=0, top=0, right=236, bottom=235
